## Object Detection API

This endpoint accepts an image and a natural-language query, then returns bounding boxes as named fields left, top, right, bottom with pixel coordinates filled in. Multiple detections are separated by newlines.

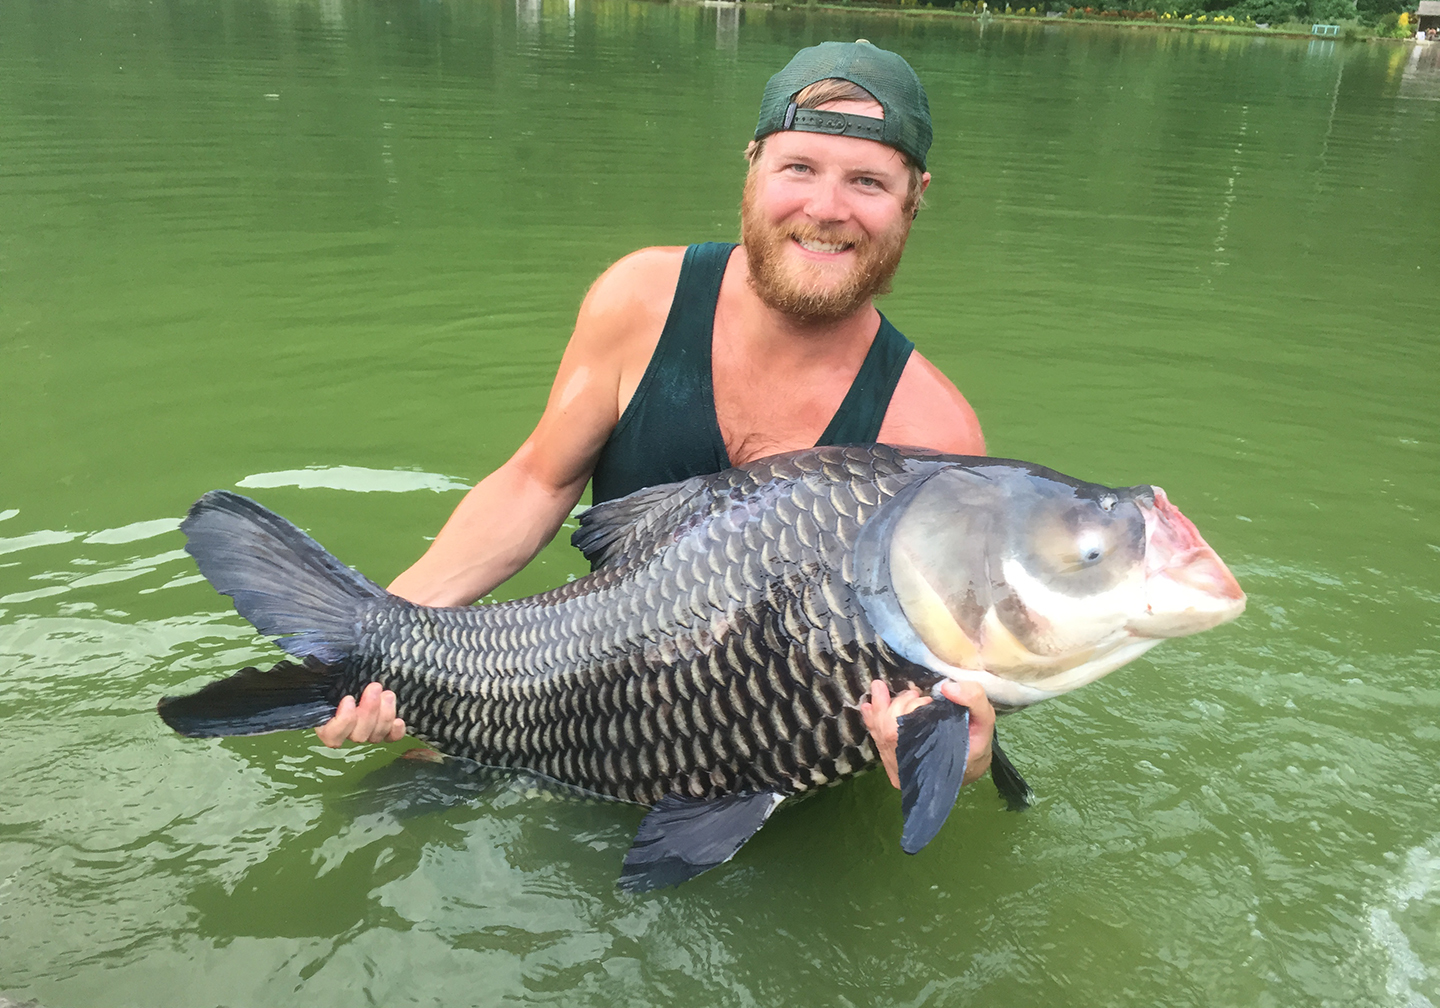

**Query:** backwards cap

left=753, top=40, right=933, bottom=171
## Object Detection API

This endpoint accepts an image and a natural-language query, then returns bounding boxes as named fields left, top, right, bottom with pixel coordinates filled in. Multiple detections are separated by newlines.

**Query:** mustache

left=786, top=223, right=867, bottom=249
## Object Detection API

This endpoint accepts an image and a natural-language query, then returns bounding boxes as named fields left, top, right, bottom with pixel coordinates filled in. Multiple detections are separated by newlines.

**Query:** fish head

left=1128, top=484, right=1247, bottom=638
left=854, top=463, right=1245, bottom=708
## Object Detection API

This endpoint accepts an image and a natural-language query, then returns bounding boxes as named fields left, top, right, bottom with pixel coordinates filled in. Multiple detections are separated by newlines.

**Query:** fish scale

left=162, top=443, right=1247, bottom=889
left=324, top=446, right=928, bottom=806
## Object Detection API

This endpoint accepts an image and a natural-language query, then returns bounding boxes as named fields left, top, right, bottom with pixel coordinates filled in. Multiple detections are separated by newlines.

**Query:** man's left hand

left=859, top=679, right=995, bottom=789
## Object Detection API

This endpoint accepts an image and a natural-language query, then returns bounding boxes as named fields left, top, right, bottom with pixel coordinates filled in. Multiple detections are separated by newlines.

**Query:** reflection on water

left=1, top=0, right=1438, bottom=1005
left=518, top=0, right=542, bottom=36
left=1363, top=836, right=1440, bottom=1007
left=235, top=466, right=472, bottom=493
left=1401, top=43, right=1440, bottom=100
left=716, top=3, right=739, bottom=51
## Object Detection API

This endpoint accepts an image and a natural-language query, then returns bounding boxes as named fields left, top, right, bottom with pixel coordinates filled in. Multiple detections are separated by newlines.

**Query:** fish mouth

left=792, top=236, right=855, bottom=255
left=1130, top=486, right=1245, bottom=638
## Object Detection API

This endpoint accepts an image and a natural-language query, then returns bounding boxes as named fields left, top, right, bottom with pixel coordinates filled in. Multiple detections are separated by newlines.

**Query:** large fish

left=159, top=445, right=1245, bottom=891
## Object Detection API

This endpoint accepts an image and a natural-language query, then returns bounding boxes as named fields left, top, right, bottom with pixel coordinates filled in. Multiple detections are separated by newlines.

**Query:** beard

left=740, top=172, right=913, bottom=325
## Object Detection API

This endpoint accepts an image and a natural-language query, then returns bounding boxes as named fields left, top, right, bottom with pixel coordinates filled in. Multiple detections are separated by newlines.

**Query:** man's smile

left=792, top=235, right=855, bottom=255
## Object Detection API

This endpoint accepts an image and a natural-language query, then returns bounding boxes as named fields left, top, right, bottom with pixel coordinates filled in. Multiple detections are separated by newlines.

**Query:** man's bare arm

left=317, top=248, right=685, bottom=746
left=387, top=250, right=684, bottom=607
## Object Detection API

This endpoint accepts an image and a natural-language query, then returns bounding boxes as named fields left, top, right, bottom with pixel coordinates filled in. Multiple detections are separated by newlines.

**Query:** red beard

left=740, top=171, right=913, bottom=325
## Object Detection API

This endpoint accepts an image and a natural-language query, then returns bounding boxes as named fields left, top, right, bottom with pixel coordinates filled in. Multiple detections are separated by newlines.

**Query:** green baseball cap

left=754, top=40, right=933, bottom=170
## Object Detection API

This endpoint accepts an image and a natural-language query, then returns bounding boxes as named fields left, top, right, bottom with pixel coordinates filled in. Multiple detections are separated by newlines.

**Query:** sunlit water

left=2, top=2, right=1438, bottom=1005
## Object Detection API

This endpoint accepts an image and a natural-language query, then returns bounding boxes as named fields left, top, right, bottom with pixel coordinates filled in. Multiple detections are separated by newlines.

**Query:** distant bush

left=1230, top=0, right=1302, bottom=21
left=1356, top=0, right=1408, bottom=21
left=1306, top=0, right=1357, bottom=21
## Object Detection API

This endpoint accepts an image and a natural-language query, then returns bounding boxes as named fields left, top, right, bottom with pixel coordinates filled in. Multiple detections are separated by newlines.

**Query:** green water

left=3, top=1, right=1438, bottom=1004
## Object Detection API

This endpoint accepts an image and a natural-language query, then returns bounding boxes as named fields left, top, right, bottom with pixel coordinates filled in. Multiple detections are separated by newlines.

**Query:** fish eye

left=1075, top=532, right=1105, bottom=566
left=1016, top=492, right=1146, bottom=593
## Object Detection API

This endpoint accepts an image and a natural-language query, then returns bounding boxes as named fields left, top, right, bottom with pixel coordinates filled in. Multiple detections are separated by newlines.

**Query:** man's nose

left=802, top=176, right=849, bottom=223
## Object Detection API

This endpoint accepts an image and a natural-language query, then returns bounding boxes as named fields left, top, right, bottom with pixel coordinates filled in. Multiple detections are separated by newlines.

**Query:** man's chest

left=709, top=336, right=868, bottom=465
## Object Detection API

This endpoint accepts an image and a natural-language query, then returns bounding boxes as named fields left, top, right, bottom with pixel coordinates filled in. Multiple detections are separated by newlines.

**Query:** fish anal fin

left=158, top=657, right=344, bottom=737
left=618, top=791, right=784, bottom=893
left=896, top=698, right=970, bottom=855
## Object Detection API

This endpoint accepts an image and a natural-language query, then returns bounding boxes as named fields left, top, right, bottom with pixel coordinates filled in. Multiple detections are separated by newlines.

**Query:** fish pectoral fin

left=618, top=791, right=785, bottom=893
left=990, top=731, right=1035, bottom=812
left=896, top=698, right=971, bottom=855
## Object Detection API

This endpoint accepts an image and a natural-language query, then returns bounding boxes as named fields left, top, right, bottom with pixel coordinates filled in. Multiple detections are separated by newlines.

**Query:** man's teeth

left=795, top=237, right=852, bottom=254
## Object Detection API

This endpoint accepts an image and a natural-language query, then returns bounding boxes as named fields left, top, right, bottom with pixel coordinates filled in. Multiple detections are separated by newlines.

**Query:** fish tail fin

left=158, top=657, right=344, bottom=737
left=180, top=489, right=388, bottom=663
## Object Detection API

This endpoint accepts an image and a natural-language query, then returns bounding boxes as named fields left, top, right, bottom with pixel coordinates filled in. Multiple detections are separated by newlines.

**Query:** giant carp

left=159, top=445, right=1245, bottom=891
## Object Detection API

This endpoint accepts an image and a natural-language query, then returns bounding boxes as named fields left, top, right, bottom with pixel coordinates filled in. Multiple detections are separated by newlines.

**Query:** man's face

left=741, top=100, right=929, bottom=325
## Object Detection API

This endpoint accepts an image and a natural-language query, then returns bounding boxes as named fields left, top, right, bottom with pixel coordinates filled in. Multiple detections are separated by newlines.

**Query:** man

left=319, top=41, right=998, bottom=795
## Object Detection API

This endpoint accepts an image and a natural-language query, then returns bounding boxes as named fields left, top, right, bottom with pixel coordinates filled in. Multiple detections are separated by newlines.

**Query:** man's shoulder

left=879, top=350, right=986, bottom=455
left=569, top=247, right=688, bottom=361
left=590, top=246, right=687, bottom=301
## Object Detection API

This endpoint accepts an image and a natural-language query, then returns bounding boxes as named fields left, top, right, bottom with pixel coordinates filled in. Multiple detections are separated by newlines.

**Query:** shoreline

left=704, top=0, right=1421, bottom=43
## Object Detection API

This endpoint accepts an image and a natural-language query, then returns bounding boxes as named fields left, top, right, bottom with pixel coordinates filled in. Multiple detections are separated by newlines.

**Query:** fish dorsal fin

left=571, top=477, right=712, bottom=570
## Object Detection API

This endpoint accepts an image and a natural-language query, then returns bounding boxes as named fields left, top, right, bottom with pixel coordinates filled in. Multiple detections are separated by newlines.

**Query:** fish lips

left=1129, top=486, right=1246, bottom=638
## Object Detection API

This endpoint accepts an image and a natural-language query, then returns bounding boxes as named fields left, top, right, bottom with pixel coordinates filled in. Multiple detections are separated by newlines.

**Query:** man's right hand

left=316, top=682, right=405, bottom=747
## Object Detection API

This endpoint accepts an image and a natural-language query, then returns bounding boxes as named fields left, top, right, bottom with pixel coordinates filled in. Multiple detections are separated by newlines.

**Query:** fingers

left=313, top=682, right=406, bottom=748
left=380, top=688, right=406, bottom=742
left=860, top=680, right=932, bottom=790
left=937, top=680, right=996, bottom=785
left=315, top=693, right=358, bottom=748
left=860, top=679, right=999, bottom=790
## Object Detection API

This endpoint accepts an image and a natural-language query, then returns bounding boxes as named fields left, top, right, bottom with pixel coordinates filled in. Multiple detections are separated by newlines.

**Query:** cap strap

left=786, top=108, right=885, bottom=143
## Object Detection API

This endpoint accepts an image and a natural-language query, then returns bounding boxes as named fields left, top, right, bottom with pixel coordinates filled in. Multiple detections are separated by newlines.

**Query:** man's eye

left=856, top=177, right=881, bottom=188
left=788, top=163, right=811, bottom=174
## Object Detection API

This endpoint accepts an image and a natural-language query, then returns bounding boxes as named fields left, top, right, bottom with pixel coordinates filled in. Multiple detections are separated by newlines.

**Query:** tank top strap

left=815, top=312, right=915, bottom=446
left=588, top=242, right=736, bottom=505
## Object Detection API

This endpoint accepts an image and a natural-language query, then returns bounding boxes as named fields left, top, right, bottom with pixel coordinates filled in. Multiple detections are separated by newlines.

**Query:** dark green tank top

left=590, top=242, right=915, bottom=504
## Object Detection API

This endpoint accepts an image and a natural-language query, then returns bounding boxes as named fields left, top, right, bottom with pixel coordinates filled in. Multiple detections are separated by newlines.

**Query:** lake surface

left=2, top=1, right=1438, bottom=1005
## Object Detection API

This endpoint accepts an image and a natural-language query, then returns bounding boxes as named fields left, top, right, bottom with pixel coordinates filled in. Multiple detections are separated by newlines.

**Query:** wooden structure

left=1419, top=1, right=1440, bottom=32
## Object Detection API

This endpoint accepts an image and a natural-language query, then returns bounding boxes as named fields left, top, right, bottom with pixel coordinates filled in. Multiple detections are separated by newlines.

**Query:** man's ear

left=913, top=171, right=932, bottom=219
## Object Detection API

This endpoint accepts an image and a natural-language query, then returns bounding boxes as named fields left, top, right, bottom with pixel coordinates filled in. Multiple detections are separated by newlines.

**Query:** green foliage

left=1356, top=0, right=1408, bottom=23
left=967, top=0, right=1402, bottom=28
left=1366, top=9, right=1415, bottom=31
left=1305, top=0, right=1356, bottom=21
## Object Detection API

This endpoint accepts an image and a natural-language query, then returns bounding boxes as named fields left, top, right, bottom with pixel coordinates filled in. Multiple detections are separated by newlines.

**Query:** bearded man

left=320, top=41, right=999, bottom=799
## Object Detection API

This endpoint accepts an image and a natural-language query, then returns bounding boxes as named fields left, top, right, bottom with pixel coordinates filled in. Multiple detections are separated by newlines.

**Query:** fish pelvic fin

left=618, top=791, right=784, bottom=893
left=181, top=490, right=387, bottom=663
left=990, top=731, right=1035, bottom=812
left=896, top=698, right=971, bottom=854
left=158, top=657, right=343, bottom=737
